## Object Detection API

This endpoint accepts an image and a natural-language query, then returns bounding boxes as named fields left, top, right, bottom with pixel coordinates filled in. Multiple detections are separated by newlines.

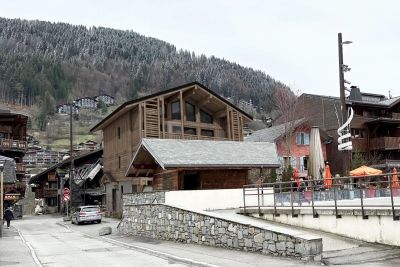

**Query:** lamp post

left=68, top=101, right=75, bottom=218
left=338, top=33, right=352, bottom=175
left=0, top=159, right=6, bottom=238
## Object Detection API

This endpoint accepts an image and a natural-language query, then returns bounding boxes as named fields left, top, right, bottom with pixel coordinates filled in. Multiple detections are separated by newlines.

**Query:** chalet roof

left=245, top=119, right=332, bottom=143
left=0, top=109, right=30, bottom=118
left=90, top=81, right=253, bottom=132
left=126, top=138, right=279, bottom=174
left=0, top=155, right=16, bottom=184
left=29, top=149, right=103, bottom=184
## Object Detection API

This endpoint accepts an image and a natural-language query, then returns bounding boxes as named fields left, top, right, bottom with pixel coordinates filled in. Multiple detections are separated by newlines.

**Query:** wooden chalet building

left=0, top=109, right=29, bottom=207
left=75, top=97, right=98, bottom=109
left=246, top=119, right=332, bottom=175
left=90, top=81, right=263, bottom=218
left=57, top=104, right=79, bottom=114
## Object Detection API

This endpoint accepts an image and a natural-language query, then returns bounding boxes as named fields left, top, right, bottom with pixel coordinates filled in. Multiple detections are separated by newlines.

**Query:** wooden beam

left=132, top=164, right=158, bottom=169
left=197, top=96, right=212, bottom=108
left=146, top=169, right=151, bottom=176
left=214, top=109, right=227, bottom=119
left=166, top=92, right=180, bottom=103
left=182, top=87, right=197, bottom=99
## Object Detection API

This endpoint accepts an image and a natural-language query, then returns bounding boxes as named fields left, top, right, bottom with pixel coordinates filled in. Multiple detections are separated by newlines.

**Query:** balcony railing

left=0, top=138, right=27, bottom=151
left=16, top=163, right=26, bottom=172
left=163, top=132, right=230, bottom=141
left=370, top=137, right=400, bottom=150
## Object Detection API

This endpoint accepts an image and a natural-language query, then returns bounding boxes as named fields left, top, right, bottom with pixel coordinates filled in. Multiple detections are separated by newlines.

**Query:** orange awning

left=393, top=168, right=399, bottom=187
left=324, top=165, right=332, bottom=189
left=349, top=165, right=382, bottom=176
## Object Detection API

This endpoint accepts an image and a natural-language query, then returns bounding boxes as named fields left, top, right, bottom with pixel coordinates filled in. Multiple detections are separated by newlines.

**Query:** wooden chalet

left=90, top=81, right=254, bottom=217
left=0, top=109, right=28, bottom=207
left=126, top=139, right=279, bottom=191
left=57, top=104, right=79, bottom=114
left=75, top=97, right=98, bottom=109
left=94, top=94, right=115, bottom=106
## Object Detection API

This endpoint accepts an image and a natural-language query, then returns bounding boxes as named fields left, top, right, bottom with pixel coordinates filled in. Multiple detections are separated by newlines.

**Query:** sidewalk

left=0, top=225, right=39, bottom=267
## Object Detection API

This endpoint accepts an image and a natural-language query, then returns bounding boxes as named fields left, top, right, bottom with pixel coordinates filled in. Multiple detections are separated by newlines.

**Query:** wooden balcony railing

left=390, top=112, right=400, bottom=119
left=0, top=139, right=27, bottom=151
left=43, top=188, right=58, bottom=197
left=16, top=163, right=26, bottom=172
left=351, top=139, right=368, bottom=152
left=163, top=132, right=230, bottom=141
left=370, top=137, right=400, bottom=150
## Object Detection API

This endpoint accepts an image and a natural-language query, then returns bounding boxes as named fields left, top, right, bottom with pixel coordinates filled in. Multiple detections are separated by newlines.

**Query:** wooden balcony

left=370, top=137, right=400, bottom=150
left=351, top=139, right=368, bottom=152
left=0, top=138, right=27, bottom=152
left=163, top=132, right=230, bottom=141
left=16, top=163, right=26, bottom=173
left=44, top=188, right=58, bottom=197
left=390, top=112, right=400, bottom=119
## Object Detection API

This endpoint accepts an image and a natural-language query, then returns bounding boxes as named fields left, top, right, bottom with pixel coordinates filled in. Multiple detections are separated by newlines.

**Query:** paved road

left=2, top=214, right=400, bottom=267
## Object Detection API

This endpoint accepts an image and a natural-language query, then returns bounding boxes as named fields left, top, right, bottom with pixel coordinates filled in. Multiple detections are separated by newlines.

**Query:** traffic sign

left=63, top=195, right=71, bottom=202
left=63, top=188, right=70, bottom=195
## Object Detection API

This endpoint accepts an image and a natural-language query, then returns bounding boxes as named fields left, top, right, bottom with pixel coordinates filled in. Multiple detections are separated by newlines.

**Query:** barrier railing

left=243, top=173, right=400, bottom=221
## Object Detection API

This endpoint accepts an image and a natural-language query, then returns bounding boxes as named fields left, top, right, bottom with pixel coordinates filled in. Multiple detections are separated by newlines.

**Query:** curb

left=56, top=222, right=218, bottom=267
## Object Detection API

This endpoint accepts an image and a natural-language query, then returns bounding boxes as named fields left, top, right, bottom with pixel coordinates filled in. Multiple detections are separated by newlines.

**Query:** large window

left=200, top=109, right=213, bottom=124
left=201, top=129, right=214, bottom=137
left=172, top=126, right=181, bottom=133
left=186, top=102, right=195, bottom=122
left=172, top=101, right=181, bottom=120
left=296, top=133, right=310, bottom=145
left=184, top=127, right=196, bottom=135
left=351, top=129, right=366, bottom=139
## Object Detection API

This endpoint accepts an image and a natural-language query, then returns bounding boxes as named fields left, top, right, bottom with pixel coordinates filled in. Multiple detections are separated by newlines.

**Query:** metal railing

left=243, top=173, right=400, bottom=221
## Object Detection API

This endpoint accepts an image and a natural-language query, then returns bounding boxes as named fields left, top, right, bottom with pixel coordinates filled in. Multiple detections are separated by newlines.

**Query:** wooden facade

left=91, top=82, right=253, bottom=217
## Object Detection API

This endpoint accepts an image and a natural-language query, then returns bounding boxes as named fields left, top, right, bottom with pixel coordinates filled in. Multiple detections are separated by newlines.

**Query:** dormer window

left=200, top=109, right=213, bottom=124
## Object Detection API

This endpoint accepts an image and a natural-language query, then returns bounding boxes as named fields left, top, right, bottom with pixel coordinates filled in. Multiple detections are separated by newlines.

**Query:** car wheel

left=71, top=218, right=74, bottom=224
left=77, top=220, right=82, bottom=225
left=97, top=220, right=102, bottom=224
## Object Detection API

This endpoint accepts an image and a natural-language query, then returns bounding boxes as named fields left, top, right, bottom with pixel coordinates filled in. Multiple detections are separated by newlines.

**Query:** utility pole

left=68, top=102, right=75, bottom=217
left=338, top=33, right=347, bottom=125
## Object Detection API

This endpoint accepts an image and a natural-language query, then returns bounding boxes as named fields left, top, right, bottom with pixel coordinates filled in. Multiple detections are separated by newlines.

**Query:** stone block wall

left=118, top=193, right=322, bottom=260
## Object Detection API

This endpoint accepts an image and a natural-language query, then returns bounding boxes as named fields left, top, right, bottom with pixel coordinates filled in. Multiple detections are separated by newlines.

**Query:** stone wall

left=118, top=193, right=322, bottom=261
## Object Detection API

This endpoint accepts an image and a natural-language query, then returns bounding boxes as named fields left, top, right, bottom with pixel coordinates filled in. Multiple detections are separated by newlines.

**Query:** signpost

left=63, top=187, right=70, bottom=217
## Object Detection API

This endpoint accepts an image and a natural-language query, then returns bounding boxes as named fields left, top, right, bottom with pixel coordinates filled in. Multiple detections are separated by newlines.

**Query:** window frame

left=171, top=101, right=181, bottom=120
left=186, top=102, right=196, bottom=122
left=296, top=132, right=310, bottom=145
left=201, top=129, right=214, bottom=137
left=200, top=109, right=213, bottom=124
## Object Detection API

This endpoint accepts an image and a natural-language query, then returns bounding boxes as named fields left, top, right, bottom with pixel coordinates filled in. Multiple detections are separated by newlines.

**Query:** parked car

left=71, top=205, right=102, bottom=225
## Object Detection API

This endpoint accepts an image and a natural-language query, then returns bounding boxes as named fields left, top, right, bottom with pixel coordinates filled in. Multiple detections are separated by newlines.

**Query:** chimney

left=348, top=86, right=362, bottom=101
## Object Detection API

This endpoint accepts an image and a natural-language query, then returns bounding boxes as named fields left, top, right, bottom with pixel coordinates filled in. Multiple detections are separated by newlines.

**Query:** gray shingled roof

left=130, top=139, right=279, bottom=170
left=245, top=119, right=305, bottom=142
left=0, top=155, right=16, bottom=184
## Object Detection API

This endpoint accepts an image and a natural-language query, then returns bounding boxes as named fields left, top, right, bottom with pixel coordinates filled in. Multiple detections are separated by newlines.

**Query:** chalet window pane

left=201, top=129, right=214, bottom=137
left=186, top=102, right=195, bottom=122
left=184, top=127, right=196, bottom=135
left=200, top=109, right=213, bottom=124
left=172, top=101, right=181, bottom=120
left=164, top=104, right=167, bottom=118
left=172, top=126, right=181, bottom=133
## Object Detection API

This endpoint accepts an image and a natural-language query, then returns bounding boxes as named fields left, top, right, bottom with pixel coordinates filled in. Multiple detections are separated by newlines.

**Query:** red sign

left=63, top=188, right=70, bottom=195
left=63, top=195, right=71, bottom=202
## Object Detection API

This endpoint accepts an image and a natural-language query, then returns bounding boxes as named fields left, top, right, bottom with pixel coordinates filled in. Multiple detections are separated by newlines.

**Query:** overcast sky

left=1, top=0, right=399, bottom=98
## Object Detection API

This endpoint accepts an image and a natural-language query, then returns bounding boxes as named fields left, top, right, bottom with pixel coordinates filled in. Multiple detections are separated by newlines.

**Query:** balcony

left=16, top=163, right=26, bottom=173
left=0, top=138, right=27, bottom=152
left=163, top=132, right=230, bottom=141
left=44, top=188, right=58, bottom=197
left=370, top=137, right=400, bottom=150
left=351, top=139, right=368, bottom=152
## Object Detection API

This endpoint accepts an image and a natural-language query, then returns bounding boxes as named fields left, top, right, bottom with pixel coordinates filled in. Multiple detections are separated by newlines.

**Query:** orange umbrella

left=324, top=165, right=332, bottom=189
left=349, top=165, right=382, bottom=176
left=293, top=168, right=300, bottom=187
left=393, top=168, right=399, bottom=187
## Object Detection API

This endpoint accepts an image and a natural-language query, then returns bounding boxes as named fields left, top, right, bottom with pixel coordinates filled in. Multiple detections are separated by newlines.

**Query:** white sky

left=1, top=0, right=399, bottom=98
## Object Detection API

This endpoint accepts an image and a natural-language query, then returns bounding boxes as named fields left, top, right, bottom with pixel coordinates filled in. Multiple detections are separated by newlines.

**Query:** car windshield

left=82, top=207, right=99, bottom=212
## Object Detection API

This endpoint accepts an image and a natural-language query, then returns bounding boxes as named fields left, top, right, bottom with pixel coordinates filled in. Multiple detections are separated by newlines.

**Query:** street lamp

left=67, top=101, right=76, bottom=219
left=0, top=159, right=7, bottom=238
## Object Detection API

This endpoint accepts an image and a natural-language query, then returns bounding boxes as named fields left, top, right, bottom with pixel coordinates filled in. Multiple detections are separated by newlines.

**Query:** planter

left=392, top=186, right=400, bottom=197
left=305, top=190, right=312, bottom=200
left=365, top=187, right=376, bottom=198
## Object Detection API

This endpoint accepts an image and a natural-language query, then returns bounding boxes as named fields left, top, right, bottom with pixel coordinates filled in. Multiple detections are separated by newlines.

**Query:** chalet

left=94, top=94, right=115, bottom=106
left=29, top=149, right=104, bottom=213
left=75, top=97, right=98, bottom=109
left=90, top=81, right=259, bottom=218
left=246, top=119, right=332, bottom=175
left=57, top=104, right=79, bottom=114
left=0, top=109, right=29, bottom=208
left=23, top=150, right=69, bottom=166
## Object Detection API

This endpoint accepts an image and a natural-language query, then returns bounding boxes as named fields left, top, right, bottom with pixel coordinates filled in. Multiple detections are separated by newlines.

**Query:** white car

left=71, top=205, right=102, bottom=225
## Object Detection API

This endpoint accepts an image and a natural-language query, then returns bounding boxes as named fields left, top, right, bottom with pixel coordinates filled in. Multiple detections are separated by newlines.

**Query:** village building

left=57, top=103, right=79, bottom=114
left=94, top=94, right=115, bottom=106
left=246, top=119, right=332, bottom=176
left=90, top=81, right=278, bottom=218
left=75, top=97, right=98, bottom=109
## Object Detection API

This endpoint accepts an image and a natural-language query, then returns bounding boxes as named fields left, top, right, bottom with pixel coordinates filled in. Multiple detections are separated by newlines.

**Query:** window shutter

left=296, top=133, right=302, bottom=145
left=305, top=133, right=310, bottom=145
left=300, top=157, right=304, bottom=172
left=278, top=157, right=284, bottom=169
left=291, top=157, right=297, bottom=169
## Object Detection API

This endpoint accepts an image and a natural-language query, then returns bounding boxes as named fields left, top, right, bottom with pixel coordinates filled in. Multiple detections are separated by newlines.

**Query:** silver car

left=71, top=205, right=102, bottom=225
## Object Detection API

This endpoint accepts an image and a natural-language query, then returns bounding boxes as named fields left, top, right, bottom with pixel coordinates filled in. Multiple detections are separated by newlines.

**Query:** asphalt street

left=1, top=214, right=400, bottom=267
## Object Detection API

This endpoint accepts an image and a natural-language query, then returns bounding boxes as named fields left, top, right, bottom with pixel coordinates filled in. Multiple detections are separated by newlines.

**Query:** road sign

left=63, top=195, right=71, bottom=202
left=63, top=188, right=70, bottom=195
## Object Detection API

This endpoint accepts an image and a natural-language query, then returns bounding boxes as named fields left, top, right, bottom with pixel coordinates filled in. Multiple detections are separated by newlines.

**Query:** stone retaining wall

left=118, top=193, right=322, bottom=261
